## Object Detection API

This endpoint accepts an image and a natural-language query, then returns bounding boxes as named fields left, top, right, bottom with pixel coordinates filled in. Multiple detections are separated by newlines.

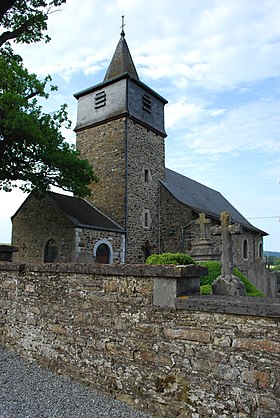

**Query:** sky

left=0, top=0, right=279, bottom=251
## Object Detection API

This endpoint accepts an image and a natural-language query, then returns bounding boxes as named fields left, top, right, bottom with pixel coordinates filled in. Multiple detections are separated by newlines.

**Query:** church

left=11, top=30, right=267, bottom=272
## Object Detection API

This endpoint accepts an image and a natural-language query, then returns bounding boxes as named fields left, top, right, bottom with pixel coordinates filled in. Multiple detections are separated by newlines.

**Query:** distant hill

left=264, top=251, right=280, bottom=259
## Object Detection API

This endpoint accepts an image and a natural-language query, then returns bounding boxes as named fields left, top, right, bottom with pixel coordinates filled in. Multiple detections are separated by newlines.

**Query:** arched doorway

left=96, top=243, right=110, bottom=264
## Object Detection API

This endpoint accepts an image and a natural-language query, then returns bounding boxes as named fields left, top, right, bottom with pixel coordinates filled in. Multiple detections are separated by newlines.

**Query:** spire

left=103, top=16, right=139, bottom=82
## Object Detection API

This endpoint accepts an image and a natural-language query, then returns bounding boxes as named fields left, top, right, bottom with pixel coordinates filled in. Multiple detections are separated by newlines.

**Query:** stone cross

left=212, top=212, right=242, bottom=278
left=195, top=213, right=211, bottom=239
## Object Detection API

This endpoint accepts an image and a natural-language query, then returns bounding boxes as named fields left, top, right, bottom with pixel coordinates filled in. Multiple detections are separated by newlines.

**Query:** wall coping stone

left=0, top=262, right=207, bottom=278
left=176, top=295, right=280, bottom=318
left=2, top=263, right=278, bottom=318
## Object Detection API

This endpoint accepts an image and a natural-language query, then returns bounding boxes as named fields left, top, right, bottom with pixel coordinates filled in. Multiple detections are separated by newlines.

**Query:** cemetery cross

left=212, top=212, right=242, bottom=278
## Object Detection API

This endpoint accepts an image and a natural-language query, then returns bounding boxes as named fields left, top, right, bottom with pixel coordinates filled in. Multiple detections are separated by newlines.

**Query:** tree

left=0, top=1, right=97, bottom=196
left=0, top=0, right=66, bottom=47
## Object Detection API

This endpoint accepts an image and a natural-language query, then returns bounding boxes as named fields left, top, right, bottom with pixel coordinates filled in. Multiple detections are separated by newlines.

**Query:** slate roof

left=45, top=192, right=124, bottom=233
left=162, top=168, right=267, bottom=235
left=103, top=33, right=139, bottom=82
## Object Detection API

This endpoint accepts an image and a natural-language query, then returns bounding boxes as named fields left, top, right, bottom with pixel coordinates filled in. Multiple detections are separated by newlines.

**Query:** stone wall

left=12, top=195, right=74, bottom=263
left=76, top=118, right=127, bottom=228
left=159, top=186, right=197, bottom=253
left=126, top=119, right=165, bottom=264
left=247, top=260, right=280, bottom=298
left=1, top=263, right=279, bottom=418
left=76, top=228, right=124, bottom=264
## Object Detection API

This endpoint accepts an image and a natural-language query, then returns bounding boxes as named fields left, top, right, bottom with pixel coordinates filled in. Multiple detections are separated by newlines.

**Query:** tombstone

left=211, top=212, right=246, bottom=296
left=191, top=213, right=220, bottom=262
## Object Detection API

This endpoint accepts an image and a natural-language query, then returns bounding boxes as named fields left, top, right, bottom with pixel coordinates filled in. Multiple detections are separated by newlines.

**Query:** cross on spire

left=120, top=14, right=126, bottom=37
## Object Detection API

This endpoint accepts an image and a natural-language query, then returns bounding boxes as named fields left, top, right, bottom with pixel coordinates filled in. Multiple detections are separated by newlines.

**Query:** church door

left=96, top=243, right=110, bottom=264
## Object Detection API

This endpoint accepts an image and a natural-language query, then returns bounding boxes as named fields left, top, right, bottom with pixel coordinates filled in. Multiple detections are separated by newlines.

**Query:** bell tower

left=74, top=26, right=167, bottom=263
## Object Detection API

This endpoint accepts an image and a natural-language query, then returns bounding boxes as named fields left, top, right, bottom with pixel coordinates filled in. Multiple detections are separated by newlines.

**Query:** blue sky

left=0, top=0, right=279, bottom=251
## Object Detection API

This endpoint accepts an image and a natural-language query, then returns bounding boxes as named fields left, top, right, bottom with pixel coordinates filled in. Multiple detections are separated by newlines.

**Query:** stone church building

left=12, top=31, right=266, bottom=271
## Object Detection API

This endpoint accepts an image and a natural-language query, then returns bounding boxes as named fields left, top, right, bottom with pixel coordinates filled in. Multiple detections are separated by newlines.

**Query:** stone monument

left=211, top=212, right=246, bottom=296
left=191, top=213, right=220, bottom=261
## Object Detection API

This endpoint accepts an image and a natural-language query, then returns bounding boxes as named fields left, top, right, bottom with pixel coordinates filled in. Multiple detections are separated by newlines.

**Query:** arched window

left=44, top=239, right=58, bottom=263
left=96, top=243, right=110, bottom=264
left=243, top=239, right=249, bottom=260
left=259, top=242, right=263, bottom=258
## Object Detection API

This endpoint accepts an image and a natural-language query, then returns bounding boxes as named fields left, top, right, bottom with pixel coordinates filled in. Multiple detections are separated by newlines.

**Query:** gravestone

left=211, top=212, right=246, bottom=296
left=191, top=213, right=220, bottom=262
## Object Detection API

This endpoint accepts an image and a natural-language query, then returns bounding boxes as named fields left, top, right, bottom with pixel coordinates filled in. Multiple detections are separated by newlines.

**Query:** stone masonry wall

left=76, top=118, right=127, bottom=228
left=159, top=186, right=197, bottom=253
left=12, top=195, right=74, bottom=263
left=1, top=263, right=279, bottom=418
left=126, top=119, right=165, bottom=264
left=76, top=229, right=124, bottom=264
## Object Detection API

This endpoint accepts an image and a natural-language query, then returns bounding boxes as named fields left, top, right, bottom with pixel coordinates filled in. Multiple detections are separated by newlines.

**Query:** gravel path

left=0, top=349, right=153, bottom=418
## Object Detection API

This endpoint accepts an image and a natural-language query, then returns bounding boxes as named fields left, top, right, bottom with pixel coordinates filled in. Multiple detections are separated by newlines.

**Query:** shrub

left=198, top=261, right=264, bottom=297
left=146, top=252, right=195, bottom=265
left=199, top=261, right=221, bottom=286
left=200, top=284, right=212, bottom=295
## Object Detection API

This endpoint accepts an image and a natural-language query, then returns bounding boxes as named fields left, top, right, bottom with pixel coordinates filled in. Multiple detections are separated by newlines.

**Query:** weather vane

left=120, top=14, right=125, bottom=37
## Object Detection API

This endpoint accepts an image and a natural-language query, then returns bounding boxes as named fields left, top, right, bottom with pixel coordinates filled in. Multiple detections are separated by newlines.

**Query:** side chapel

left=11, top=29, right=267, bottom=272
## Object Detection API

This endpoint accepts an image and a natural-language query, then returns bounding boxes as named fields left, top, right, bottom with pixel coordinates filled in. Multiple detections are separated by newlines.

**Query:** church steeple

left=103, top=19, right=139, bottom=82
left=75, top=23, right=167, bottom=263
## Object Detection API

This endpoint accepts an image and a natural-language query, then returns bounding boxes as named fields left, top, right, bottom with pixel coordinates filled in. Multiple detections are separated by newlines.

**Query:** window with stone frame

left=143, top=168, right=151, bottom=183
left=242, top=239, right=249, bottom=260
left=141, top=209, right=151, bottom=229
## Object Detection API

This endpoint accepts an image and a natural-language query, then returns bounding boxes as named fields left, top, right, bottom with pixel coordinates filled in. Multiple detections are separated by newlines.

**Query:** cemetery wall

left=0, top=263, right=279, bottom=418
left=247, top=260, right=279, bottom=298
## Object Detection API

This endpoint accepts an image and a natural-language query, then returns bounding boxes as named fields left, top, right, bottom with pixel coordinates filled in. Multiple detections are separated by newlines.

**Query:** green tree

left=0, top=0, right=97, bottom=196
left=0, top=0, right=66, bottom=47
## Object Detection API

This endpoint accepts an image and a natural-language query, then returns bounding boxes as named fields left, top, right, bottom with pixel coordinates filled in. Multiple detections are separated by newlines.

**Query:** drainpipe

left=124, top=75, right=132, bottom=263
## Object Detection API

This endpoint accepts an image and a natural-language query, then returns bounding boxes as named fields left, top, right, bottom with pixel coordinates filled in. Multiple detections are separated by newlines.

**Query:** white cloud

left=10, top=0, right=279, bottom=90
left=181, top=99, right=280, bottom=155
left=165, top=98, right=206, bottom=128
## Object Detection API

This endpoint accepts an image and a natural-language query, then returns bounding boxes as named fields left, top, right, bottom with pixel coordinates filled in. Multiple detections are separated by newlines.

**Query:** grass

left=198, top=261, right=264, bottom=296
